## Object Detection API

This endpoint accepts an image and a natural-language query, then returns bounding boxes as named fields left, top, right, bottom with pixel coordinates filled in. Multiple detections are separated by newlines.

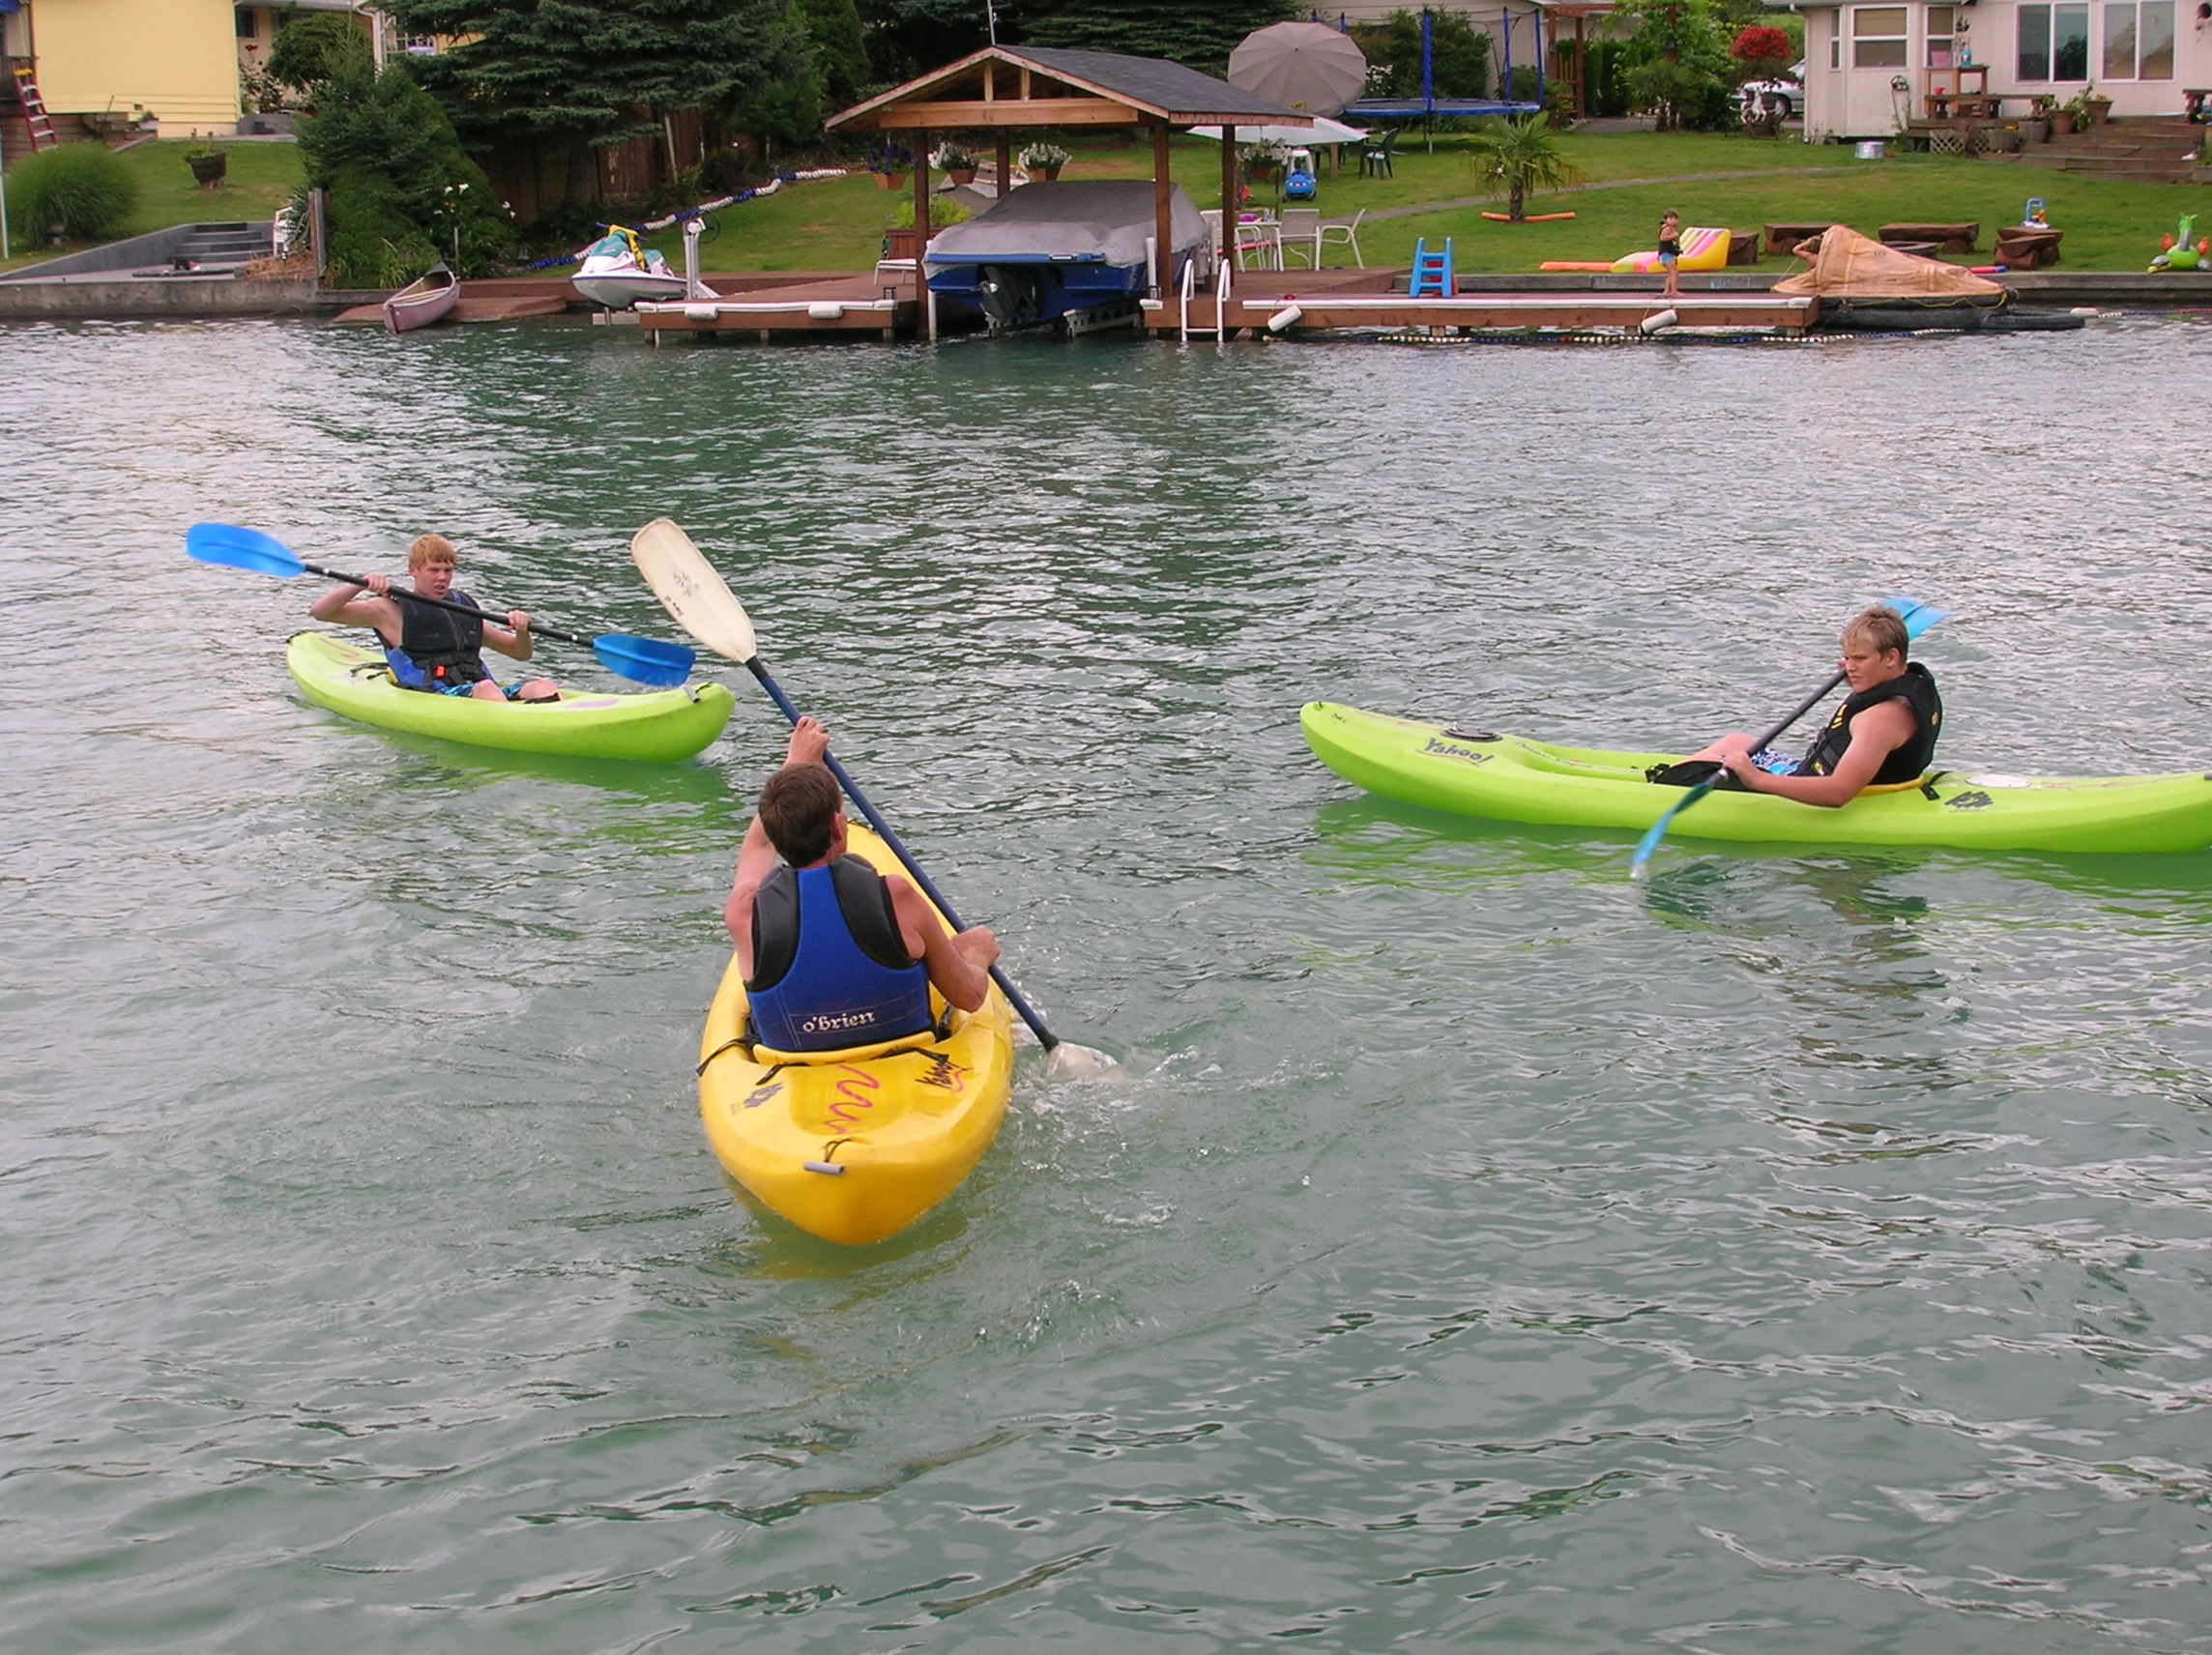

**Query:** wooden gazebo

left=826, top=45, right=1308, bottom=316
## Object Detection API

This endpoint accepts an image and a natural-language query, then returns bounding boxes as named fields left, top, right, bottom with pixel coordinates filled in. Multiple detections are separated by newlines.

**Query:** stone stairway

left=1991, top=116, right=2206, bottom=184
left=172, top=222, right=275, bottom=270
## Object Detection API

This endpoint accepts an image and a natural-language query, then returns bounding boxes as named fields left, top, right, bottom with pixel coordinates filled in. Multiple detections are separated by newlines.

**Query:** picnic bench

left=1763, top=220, right=1836, bottom=256
left=1726, top=230, right=1760, bottom=266
left=1994, top=224, right=2064, bottom=269
left=1879, top=221, right=1979, bottom=254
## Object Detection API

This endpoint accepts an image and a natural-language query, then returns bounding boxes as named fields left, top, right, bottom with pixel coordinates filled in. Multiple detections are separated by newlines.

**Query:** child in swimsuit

left=1658, top=210, right=1682, bottom=300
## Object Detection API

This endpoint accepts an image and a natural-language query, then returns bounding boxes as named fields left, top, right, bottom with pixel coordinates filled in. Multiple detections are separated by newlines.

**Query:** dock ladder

left=11, top=67, right=60, bottom=154
left=1179, top=248, right=1231, bottom=341
left=1409, top=237, right=1454, bottom=297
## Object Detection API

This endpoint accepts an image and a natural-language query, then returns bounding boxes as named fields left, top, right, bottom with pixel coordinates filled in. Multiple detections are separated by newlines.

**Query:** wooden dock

left=1142, top=267, right=1820, bottom=338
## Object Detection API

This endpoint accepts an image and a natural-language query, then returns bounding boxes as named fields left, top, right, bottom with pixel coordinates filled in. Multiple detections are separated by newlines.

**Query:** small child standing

left=1657, top=209, right=1682, bottom=300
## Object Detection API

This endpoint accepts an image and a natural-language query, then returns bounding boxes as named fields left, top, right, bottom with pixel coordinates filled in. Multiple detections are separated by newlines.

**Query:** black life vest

left=1799, top=662, right=1941, bottom=784
left=386, top=588, right=488, bottom=690
left=745, top=855, right=933, bottom=1053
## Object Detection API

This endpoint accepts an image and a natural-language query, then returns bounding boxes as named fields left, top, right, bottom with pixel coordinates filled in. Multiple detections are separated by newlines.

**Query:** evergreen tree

left=1017, top=0, right=1297, bottom=75
left=799, top=0, right=871, bottom=106
left=856, top=0, right=992, bottom=86
left=381, top=0, right=790, bottom=149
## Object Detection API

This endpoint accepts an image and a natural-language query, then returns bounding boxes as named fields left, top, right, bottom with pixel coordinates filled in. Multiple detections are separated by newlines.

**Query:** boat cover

left=924, top=181, right=1208, bottom=269
left=1773, top=224, right=2005, bottom=303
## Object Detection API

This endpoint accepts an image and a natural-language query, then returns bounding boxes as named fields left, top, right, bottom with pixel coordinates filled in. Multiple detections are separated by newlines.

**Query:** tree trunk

left=1509, top=185, right=1526, bottom=221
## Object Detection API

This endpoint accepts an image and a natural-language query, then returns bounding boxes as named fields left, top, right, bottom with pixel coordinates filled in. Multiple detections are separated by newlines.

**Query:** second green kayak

left=1301, top=701, right=2212, bottom=855
left=288, top=630, right=735, bottom=761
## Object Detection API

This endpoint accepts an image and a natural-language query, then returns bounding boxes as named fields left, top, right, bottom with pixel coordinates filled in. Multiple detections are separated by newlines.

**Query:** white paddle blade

left=1046, top=1041, right=1119, bottom=1079
left=629, top=518, right=759, bottom=664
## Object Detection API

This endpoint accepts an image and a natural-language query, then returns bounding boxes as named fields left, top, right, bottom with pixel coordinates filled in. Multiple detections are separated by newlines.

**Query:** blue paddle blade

left=592, top=633, right=694, bottom=688
left=1630, top=774, right=1718, bottom=878
left=1885, top=595, right=1949, bottom=640
left=185, top=522, right=307, bottom=578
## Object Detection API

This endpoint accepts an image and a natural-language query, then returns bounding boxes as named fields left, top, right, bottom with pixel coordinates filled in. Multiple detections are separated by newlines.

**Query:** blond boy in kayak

left=1690, top=604, right=1942, bottom=806
left=725, top=717, right=998, bottom=1053
left=307, top=533, right=559, bottom=703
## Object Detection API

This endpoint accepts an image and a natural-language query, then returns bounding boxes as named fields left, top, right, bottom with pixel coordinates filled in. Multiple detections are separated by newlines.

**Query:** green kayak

left=1301, top=702, right=2212, bottom=855
left=287, top=631, right=735, bottom=761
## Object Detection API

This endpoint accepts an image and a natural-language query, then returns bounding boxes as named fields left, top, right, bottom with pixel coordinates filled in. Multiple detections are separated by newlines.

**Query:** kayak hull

left=286, top=631, right=734, bottom=761
left=1301, top=702, right=2212, bottom=855
left=698, top=828, right=1015, bottom=1245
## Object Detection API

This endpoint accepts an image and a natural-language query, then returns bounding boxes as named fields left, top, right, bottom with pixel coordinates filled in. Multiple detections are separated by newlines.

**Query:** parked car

left=1738, top=61, right=1807, bottom=123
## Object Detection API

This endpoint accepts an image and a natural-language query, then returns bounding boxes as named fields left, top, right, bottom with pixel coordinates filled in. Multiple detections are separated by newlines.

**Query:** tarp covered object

left=1773, top=225, right=2005, bottom=303
left=924, top=182, right=1208, bottom=269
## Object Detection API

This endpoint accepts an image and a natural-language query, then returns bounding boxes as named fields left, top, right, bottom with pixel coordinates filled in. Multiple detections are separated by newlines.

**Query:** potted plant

left=931, top=137, right=978, bottom=186
left=1019, top=141, right=1068, bottom=183
left=2081, top=82, right=2112, bottom=125
left=867, top=142, right=913, bottom=190
left=1239, top=138, right=1288, bottom=184
left=2051, top=96, right=2078, bottom=135
left=184, top=134, right=227, bottom=188
left=883, top=193, right=971, bottom=262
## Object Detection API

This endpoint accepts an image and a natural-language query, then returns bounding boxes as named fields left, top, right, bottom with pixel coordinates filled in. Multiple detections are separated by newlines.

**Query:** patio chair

left=1317, top=208, right=1366, bottom=268
left=1278, top=207, right=1322, bottom=267
left=1360, top=129, right=1398, bottom=178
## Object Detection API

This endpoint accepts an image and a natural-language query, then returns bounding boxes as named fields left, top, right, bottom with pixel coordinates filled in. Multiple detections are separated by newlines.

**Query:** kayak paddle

left=628, top=516, right=1115, bottom=1079
left=185, top=522, right=698, bottom=689
left=1629, top=595, right=1948, bottom=879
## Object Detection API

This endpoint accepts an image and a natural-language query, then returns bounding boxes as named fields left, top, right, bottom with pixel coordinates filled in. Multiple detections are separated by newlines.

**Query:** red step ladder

left=13, top=67, right=59, bottom=153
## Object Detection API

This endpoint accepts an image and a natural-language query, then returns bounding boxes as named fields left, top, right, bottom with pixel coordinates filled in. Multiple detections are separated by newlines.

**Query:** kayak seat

left=739, top=999, right=959, bottom=1068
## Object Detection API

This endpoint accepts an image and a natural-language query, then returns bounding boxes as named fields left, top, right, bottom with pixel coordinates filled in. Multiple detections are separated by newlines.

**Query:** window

left=2017, top=3, right=2090, bottom=80
left=235, top=7, right=257, bottom=40
left=2102, top=2, right=2175, bottom=78
left=1927, top=4, right=1955, bottom=68
left=1852, top=6, right=1909, bottom=68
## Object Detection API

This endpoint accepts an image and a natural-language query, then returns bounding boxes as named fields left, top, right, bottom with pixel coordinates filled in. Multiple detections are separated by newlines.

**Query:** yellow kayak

left=697, top=827, right=1014, bottom=1244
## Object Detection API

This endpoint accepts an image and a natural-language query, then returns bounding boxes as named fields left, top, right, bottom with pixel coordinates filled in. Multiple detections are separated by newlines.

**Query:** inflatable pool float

left=1300, top=702, right=2212, bottom=854
left=697, top=826, right=1015, bottom=1244
left=285, top=631, right=734, bottom=761
left=1539, top=226, right=1730, bottom=274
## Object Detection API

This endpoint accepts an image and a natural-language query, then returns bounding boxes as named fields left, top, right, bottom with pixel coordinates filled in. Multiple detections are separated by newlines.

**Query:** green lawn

left=659, top=129, right=2208, bottom=277
left=5, top=128, right=2196, bottom=280
left=2, top=138, right=304, bottom=274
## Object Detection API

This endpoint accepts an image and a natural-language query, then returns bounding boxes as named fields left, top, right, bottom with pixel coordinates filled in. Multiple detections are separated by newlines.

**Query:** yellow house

left=7, top=1, right=382, bottom=140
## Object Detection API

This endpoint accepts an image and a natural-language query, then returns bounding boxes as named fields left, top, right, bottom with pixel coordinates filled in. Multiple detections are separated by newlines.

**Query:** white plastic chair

left=1317, top=208, right=1366, bottom=269
left=1277, top=208, right=1322, bottom=268
left=1233, top=214, right=1282, bottom=272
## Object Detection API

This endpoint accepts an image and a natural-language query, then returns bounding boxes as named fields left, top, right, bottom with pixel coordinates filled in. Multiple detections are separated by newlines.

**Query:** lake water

left=6, top=311, right=2212, bottom=1654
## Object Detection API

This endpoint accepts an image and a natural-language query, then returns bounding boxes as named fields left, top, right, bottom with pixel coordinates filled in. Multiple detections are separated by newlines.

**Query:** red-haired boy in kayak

left=307, top=533, right=560, bottom=703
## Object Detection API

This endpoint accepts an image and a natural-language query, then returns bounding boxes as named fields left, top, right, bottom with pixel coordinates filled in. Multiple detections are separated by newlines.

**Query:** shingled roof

left=826, top=44, right=1309, bottom=133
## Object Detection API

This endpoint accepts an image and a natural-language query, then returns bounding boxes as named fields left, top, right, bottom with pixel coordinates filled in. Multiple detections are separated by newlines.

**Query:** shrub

left=889, top=194, right=972, bottom=230
left=3, top=142, right=140, bottom=243
left=266, top=13, right=371, bottom=101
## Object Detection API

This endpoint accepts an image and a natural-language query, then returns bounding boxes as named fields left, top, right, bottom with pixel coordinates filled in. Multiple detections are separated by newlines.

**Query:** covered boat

left=1301, top=702, right=2212, bottom=855
left=571, top=227, right=690, bottom=308
left=923, top=180, right=1208, bottom=329
left=1779, top=225, right=2083, bottom=332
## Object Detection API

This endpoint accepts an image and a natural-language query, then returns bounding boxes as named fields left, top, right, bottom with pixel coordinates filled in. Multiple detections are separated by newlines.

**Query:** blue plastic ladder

left=1409, top=237, right=1454, bottom=297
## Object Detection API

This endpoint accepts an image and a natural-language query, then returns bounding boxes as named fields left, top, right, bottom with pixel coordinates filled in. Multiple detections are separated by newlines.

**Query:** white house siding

left=1797, top=0, right=2208, bottom=140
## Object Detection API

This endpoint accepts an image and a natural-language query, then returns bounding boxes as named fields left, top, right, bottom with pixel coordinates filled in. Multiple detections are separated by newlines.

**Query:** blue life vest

left=745, top=857, right=933, bottom=1053
left=386, top=588, right=489, bottom=691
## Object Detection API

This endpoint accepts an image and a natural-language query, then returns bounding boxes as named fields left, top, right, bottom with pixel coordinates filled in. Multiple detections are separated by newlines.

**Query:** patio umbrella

left=1188, top=117, right=1369, bottom=148
left=1227, top=21, right=1368, bottom=117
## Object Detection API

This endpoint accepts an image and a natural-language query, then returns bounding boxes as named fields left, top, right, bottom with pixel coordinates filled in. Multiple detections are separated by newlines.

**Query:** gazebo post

left=1151, top=120, right=1172, bottom=298
left=1220, top=122, right=1238, bottom=247
left=913, top=128, right=931, bottom=332
left=995, top=132, right=1011, bottom=196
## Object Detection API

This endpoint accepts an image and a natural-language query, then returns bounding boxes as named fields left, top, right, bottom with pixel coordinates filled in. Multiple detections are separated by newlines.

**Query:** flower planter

left=885, top=226, right=921, bottom=262
left=187, top=152, right=227, bottom=188
left=2018, top=117, right=2051, bottom=143
left=2082, top=97, right=2112, bottom=126
left=875, top=170, right=909, bottom=189
left=1988, top=126, right=2023, bottom=153
left=947, top=165, right=976, bottom=186
left=1033, top=163, right=1062, bottom=183
left=2051, top=109, right=2078, bottom=135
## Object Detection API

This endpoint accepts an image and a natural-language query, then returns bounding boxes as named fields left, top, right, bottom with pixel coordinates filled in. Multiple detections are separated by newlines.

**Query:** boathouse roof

left=826, top=44, right=1310, bottom=134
